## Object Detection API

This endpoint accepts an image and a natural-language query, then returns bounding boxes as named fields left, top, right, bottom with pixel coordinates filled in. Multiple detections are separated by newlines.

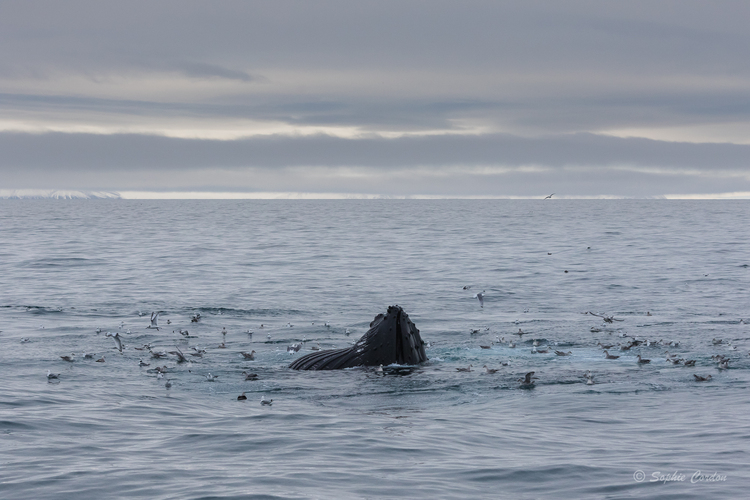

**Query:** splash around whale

left=289, top=305, right=428, bottom=370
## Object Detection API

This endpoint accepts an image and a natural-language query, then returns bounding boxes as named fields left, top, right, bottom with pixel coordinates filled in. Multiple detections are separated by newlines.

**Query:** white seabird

left=475, top=290, right=485, bottom=308
left=106, top=332, right=123, bottom=353
left=47, top=370, right=60, bottom=380
left=147, top=311, right=161, bottom=331
left=260, top=396, right=273, bottom=406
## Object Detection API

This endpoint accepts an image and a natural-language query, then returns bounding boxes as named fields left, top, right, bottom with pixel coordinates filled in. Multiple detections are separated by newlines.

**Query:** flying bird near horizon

left=544, top=193, right=554, bottom=199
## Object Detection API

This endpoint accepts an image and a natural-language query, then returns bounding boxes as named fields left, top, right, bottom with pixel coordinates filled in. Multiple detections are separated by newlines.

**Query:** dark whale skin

left=289, top=305, right=428, bottom=370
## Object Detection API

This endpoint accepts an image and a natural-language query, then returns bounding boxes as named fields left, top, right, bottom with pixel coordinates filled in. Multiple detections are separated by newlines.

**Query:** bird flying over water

left=544, top=193, right=554, bottom=199
left=475, top=290, right=485, bottom=308
left=148, top=311, right=161, bottom=330
left=106, top=332, right=123, bottom=352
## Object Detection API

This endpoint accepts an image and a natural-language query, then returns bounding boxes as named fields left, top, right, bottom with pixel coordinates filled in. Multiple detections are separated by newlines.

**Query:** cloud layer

left=2, top=1, right=750, bottom=196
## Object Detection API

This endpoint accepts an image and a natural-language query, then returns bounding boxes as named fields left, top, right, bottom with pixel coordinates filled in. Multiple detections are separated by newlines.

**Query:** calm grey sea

left=1, top=200, right=749, bottom=499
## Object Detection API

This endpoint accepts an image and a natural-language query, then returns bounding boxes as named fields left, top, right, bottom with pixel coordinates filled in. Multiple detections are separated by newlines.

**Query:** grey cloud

left=1, top=130, right=749, bottom=172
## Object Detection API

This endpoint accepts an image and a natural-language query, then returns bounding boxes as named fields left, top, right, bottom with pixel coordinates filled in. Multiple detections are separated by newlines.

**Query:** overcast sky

left=2, top=1, right=750, bottom=197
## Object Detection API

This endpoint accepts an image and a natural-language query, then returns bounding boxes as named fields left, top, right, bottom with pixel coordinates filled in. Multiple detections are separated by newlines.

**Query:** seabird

left=260, top=396, right=273, bottom=406
left=712, top=338, right=724, bottom=345
left=165, top=379, right=172, bottom=389
left=156, top=372, right=164, bottom=379
left=147, top=311, right=161, bottom=330
left=287, top=344, right=301, bottom=353
left=475, top=290, right=485, bottom=308
left=483, top=365, right=499, bottom=374
left=456, top=365, right=473, bottom=372
left=217, top=343, right=226, bottom=349
left=47, top=370, right=60, bottom=380
left=694, top=374, right=712, bottom=382
left=516, top=329, right=526, bottom=337
left=179, top=329, right=190, bottom=337
left=150, top=349, right=168, bottom=358
left=555, top=350, right=572, bottom=356
left=603, top=350, right=619, bottom=359
left=139, top=359, right=150, bottom=367
left=636, top=355, right=651, bottom=364
left=375, top=364, right=384, bottom=373
left=20, top=337, right=30, bottom=343
left=83, top=353, right=95, bottom=359
left=462, top=285, right=472, bottom=290
left=718, top=360, right=730, bottom=369
left=106, top=332, right=123, bottom=353
left=168, top=347, right=188, bottom=363
left=205, top=373, right=218, bottom=381
left=96, top=356, right=105, bottom=363
left=590, top=327, right=601, bottom=333
left=310, top=343, right=321, bottom=351
left=237, top=392, right=247, bottom=400
left=587, top=312, right=623, bottom=324
left=242, top=371, right=259, bottom=380
left=480, top=344, right=492, bottom=349
left=532, top=339, right=540, bottom=347
left=222, top=327, right=227, bottom=336
left=345, top=329, right=351, bottom=335
left=518, top=371, right=537, bottom=388
left=60, top=354, right=75, bottom=362
left=508, top=341, right=516, bottom=348
left=667, top=358, right=683, bottom=365
left=544, top=193, right=554, bottom=199
left=134, top=343, right=152, bottom=351
left=684, top=359, right=696, bottom=367
left=240, top=350, right=256, bottom=360
left=597, top=342, right=614, bottom=349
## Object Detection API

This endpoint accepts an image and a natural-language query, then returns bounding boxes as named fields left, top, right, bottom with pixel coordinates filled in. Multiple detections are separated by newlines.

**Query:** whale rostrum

left=289, top=306, right=428, bottom=370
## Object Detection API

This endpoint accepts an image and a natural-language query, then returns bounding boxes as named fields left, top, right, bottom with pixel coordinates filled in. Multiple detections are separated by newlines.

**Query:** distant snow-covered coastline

left=0, top=190, right=121, bottom=199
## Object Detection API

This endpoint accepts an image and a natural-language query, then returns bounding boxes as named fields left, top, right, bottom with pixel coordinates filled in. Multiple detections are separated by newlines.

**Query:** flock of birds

left=456, top=287, right=745, bottom=389
left=37, top=285, right=748, bottom=396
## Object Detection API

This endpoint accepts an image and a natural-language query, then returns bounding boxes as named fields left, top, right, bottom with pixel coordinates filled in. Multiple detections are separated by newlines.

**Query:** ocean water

left=1, top=199, right=749, bottom=499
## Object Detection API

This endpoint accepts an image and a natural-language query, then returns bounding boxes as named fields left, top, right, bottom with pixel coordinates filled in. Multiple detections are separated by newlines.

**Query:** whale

left=289, top=305, right=428, bottom=370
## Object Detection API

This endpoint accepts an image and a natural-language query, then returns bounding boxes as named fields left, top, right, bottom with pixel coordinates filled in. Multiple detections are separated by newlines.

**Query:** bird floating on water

left=60, top=354, right=75, bottom=362
left=205, top=373, right=218, bottom=381
left=261, top=396, right=273, bottom=406
left=637, top=355, right=651, bottom=364
left=237, top=392, right=247, bottom=400
left=456, top=365, right=473, bottom=372
left=47, top=370, right=60, bottom=380
left=96, top=356, right=105, bottom=363
left=603, top=350, right=619, bottom=359
left=555, top=350, right=572, bottom=356
left=483, top=365, right=499, bottom=374
left=165, top=379, right=172, bottom=389
left=139, top=359, right=150, bottom=367
left=240, top=350, right=256, bottom=360
left=694, top=374, right=712, bottom=382
left=242, top=371, right=259, bottom=380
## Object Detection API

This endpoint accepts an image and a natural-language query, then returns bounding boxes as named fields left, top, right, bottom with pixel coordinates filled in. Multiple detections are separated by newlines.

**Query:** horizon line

left=3, top=189, right=750, bottom=200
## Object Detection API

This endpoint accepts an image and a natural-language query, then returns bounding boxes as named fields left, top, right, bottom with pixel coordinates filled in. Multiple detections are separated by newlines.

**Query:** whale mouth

left=289, top=305, right=428, bottom=370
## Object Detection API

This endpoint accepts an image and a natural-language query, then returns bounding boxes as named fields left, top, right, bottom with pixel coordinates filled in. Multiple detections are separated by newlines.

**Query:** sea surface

left=1, top=200, right=749, bottom=499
